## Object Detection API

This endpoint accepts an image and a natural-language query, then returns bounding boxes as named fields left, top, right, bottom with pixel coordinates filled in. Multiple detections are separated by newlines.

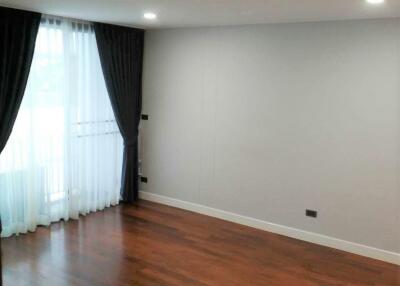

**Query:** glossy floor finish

left=2, top=200, right=399, bottom=286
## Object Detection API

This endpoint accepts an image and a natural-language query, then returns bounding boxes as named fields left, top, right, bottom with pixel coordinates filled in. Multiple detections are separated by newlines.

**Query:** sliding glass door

left=0, top=16, right=123, bottom=237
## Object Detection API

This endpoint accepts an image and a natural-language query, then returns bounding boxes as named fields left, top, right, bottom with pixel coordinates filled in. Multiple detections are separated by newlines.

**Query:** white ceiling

left=0, top=0, right=399, bottom=29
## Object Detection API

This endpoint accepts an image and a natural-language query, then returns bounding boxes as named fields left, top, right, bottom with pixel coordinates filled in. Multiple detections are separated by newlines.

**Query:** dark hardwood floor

left=2, top=200, right=399, bottom=286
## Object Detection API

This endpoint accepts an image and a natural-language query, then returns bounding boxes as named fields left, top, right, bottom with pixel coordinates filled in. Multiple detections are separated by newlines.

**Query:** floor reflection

left=2, top=206, right=123, bottom=286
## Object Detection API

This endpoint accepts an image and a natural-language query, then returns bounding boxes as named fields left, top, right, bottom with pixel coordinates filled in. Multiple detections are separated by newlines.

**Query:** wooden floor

left=2, top=200, right=399, bottom=286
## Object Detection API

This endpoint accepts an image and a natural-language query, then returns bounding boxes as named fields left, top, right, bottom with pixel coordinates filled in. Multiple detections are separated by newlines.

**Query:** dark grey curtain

left=94, top=23, right=144, bottom=203
left=0, top=7, right=41, bottom=154
left=0, top=7, right=41, bottom=285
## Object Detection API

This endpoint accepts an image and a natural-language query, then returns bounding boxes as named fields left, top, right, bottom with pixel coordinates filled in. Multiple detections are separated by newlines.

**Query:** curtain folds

left=0, top=15, right=123, bottom=237
left=94, top=23, right=144, bottom=203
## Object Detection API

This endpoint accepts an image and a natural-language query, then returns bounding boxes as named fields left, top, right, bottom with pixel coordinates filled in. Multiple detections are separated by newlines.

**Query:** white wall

left=141, top=18, right=400, bottom=254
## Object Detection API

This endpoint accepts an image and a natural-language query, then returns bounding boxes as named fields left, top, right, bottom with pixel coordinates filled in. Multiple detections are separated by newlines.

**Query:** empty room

left=0, top=0, right=399, bottom=285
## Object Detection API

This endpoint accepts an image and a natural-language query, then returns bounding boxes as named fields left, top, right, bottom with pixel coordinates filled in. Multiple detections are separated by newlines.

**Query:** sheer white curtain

left=0, top=15, right=123, bottom=237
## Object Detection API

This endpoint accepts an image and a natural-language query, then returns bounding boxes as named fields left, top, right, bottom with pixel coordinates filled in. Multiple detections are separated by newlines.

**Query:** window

left=0, top=16, right=123, bottom=237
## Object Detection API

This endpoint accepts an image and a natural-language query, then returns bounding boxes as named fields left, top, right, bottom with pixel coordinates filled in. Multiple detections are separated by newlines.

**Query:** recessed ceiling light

left=144, top=12, right=157, bottom=20
left=366, top=0, right=384, bottom=4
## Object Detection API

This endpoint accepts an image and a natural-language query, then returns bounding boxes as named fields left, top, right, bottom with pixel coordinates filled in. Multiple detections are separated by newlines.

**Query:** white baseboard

left=139, top=191, right=400, bottom=266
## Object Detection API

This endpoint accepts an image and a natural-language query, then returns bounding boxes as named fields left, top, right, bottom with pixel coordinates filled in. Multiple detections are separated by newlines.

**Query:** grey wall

left=141, top=19, right=400, bottom=253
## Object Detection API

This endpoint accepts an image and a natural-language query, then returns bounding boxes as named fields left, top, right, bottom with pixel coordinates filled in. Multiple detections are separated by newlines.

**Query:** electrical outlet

left=140, top=176, right=148, bottom=183
left=306, top=209, right=317, bottom=218
left=141, top=114, right=149, bottom=120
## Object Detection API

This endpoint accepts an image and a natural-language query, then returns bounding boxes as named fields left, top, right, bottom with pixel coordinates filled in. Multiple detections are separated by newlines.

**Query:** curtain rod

left=0, top=5, right=143, bottom=30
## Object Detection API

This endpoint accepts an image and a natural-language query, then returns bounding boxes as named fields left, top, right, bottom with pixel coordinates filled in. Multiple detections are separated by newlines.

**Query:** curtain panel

left=94, top=23, right=144, bottom=203
left=0, top=7, right=41, bottom=155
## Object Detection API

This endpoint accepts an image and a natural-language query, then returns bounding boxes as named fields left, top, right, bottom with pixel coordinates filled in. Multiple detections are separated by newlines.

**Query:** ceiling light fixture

left=144, top=12, right=157, bottom=20
left=366, top=0, right=385, bottom=4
